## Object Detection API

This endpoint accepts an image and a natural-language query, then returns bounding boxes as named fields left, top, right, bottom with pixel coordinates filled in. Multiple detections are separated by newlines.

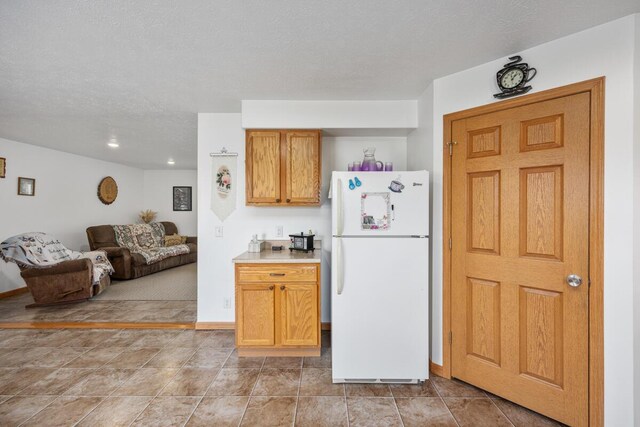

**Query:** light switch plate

left=215, top=226, right=223, bottom=237
left=276, top=226, right=283, bottom=237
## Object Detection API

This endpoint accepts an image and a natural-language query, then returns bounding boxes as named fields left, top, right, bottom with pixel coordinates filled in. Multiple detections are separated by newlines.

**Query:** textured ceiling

left=1, top=1, right=638, bottom=169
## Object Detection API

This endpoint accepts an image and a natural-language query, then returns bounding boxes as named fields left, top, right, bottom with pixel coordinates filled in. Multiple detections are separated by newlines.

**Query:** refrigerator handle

left=337, top=238, right=344, bottom=295
left=336, top=178, right=344, bottom=237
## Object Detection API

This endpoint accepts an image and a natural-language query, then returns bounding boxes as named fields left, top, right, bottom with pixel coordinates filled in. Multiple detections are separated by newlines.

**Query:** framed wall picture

left=0, top=157, right=5, bottom=178
left=173, top=186, right=192, bottom=211
left=18, top=177, right=35, bottom=196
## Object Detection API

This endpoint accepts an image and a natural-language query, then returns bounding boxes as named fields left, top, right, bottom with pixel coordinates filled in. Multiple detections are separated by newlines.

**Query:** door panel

left=285, top=131, right=321, bottom=204
left=450, top=92, right=590, bottom=426
left=279, top=283, right=318, bottom=346
left=246, top=131, right=281, bottom=204
left=236, top=284, right=275, bottom=346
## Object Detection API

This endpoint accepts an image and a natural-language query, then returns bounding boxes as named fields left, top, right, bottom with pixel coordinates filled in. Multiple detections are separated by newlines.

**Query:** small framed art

left=173, top=186, right=192, bottom=211
left=18, top=177, right=35, bottom=196
left=0, top=157, right=5, bottom=178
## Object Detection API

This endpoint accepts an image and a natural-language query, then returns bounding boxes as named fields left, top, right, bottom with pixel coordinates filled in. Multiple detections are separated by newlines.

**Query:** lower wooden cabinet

left=235, top=263, right=320, bottom=356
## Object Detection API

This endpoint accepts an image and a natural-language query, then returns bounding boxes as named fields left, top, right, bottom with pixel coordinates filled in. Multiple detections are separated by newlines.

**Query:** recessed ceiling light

left=167, top=159, right=175, bottom=165
left=107, top=141, right=119, bottom=148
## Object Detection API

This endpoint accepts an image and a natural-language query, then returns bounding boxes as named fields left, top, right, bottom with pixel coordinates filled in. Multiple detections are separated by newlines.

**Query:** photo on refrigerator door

left=361, top=192, right=390, bottom=230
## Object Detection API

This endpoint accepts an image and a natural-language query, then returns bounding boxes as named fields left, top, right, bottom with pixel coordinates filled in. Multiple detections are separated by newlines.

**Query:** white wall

left=0, top=137, right=144, bottom=292
left=423, top=15, right=637, bottom=425
left=143, top=170, right=197, bottom=236
left=242, top=100, right=417, bottom=131
left=197, top=113, right=408, bottom=323
left=633, top=13, right=640, bottom=427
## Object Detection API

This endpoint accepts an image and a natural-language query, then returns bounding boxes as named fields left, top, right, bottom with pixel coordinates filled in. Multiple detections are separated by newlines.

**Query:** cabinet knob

left=280, top=285, right=285, bottom=291
left=276, top=198, right=281, bottom=203
left=269, top=285, right=274, bottom=290
left=286, top=199, right=291, bottom=203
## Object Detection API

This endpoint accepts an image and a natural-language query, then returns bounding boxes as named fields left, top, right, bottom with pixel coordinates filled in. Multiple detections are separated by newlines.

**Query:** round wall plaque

left=97, top=176, right=118, bottom=205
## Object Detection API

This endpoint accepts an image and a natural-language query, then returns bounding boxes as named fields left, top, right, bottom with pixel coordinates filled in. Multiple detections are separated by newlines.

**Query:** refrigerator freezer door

left=331, top=236, right=429, bottom=382
left=332, top=171, right=429, bottom=237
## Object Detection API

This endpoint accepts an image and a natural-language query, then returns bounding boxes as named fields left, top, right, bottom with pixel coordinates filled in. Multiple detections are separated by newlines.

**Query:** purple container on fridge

left=361, top=148, right=383, bottom=172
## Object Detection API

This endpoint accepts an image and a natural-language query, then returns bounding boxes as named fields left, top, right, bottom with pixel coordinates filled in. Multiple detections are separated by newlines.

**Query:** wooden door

left=279, top=283, right=318, bottom=346
left=285, top=131, right=321, bottom=205
left=450, top=92, right=590, bottom=426
left=236, top=284, right=275, bottom=346
left=246, top=131, right=281, bottom=204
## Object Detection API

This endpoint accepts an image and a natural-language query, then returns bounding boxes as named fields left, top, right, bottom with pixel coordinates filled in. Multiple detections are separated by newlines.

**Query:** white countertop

left=233, top=239, right=322, bottom=264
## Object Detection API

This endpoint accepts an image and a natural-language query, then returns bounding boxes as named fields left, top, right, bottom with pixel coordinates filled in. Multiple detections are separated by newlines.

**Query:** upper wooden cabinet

left=246, top=130, right=321, bottom=206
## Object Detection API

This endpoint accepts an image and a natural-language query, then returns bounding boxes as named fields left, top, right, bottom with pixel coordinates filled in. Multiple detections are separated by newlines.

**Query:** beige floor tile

left=347, top=396, right=403, bottom=427
left=0, top=367, right=57, bottom=395
left=299, top=368, right=344, bottom=396
left=21, top=396, right=103, bottom=427
left=160, top=367, right=220, bottom=396
left=489, top=394, right=564, bottom=427
left=395, top=397, right=458, bottom=427
left=113, top=367, right=179, bottom=396
left=206, top=368, right=261, bottom=396
left=144, top=346, right=196, bottom=368
left=296, top=396, right=348, bottom=427
left=19, top=368, right=90, bottom=395
left=186, top=396, right=249, bottom=427
left=444, top=397, right=513, bottom=427
left=58, top=329, right=120, bottom=347
left=63, top=346, right=126, bottom=368
left=431, top=375, right=487, bottom=397
left=0, top=395, right=56, bottom=427
left=201, top=330, right=236, bottom=348
left=252, top=368, right=301, bottom=396
left=0, top=395, right=11, bottom=404
left=303, top=347, right=331, bottom=368
left=346, top=383, right=392, bottom=397
left=223, top=350, right=265, bottom=368
left=76, top=395, right=152, bottom=427
left=131, top=396, right=199, bottom=427
left=0, top=330, right=59, bottom=347
left=129, top=330, right=183, bottom=348
left=263, top=357, right=303, bottom=368
left=105, top=347, right=161, bottom=369
left=390, top=380, right=438, bottom=397
left=97, top=330, right=149, bottom=347
left=240, top=396, right=297, bottom=427
left=184, top=347, right=232, bottom=368
left=170, top=330, right=213, bottom=347
left=0, top=347, right=56, bottom=367
left=64, top=368, right=136, bottom=396
left=0, top=348, right=19, bottom=358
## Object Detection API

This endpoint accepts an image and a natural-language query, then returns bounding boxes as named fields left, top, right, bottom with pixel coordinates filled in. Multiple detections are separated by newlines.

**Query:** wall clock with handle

left=493, top=55, right=537, bottom=99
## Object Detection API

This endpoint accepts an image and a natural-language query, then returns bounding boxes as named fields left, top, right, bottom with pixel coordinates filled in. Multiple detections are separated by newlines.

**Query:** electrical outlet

left=223, top=297, right=231, bottom=309
left=276, top=226, right=283, bottom=237
left=215, top=226, right=223, bottom=237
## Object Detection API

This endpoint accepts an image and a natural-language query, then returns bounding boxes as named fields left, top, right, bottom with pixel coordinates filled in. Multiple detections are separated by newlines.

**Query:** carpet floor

left=93, top=263, right=197, bottom=301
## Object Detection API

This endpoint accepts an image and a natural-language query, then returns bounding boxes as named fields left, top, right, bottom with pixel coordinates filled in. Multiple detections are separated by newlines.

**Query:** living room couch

left=86, top=221, right=197, bottom=280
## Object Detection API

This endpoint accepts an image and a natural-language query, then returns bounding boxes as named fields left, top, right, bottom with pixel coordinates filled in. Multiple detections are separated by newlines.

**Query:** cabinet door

left=279, top=283, right=319, bottom=346
left=285, top=131, right=321, bottom=205
left=246, top=131, right=281, bottom=204
left=236, top=284, right=275, bottom=346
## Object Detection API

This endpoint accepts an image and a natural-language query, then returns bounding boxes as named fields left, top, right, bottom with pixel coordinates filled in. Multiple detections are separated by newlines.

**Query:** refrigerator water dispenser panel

left=361, top=192, right=391, bottom=230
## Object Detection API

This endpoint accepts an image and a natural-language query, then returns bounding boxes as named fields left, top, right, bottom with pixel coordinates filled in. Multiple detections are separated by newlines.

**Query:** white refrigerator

left=331, top=171, right=429, bottom=384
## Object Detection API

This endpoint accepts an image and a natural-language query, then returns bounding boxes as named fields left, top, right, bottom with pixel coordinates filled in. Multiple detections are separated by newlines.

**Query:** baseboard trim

left=429, top=359, right=444, bottom=377
left=195, top=322, right=235, bottom=330
left=0, top=287, right=28, bottom=299
left=0, top=322, right=195, bottom=330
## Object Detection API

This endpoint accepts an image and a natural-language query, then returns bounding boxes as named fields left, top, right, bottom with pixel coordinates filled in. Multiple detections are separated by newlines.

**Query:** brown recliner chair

left=19, top=259, right=110, bottom=307
left=86, top=221, right=197, bottom=280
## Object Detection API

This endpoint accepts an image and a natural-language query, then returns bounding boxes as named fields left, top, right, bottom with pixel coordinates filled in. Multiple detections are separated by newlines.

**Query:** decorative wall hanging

left=97, top=176, right=118, bottom=205
left=17, top=177, right=35, bottom=196
left=0, top=157, right=5, bottom=178
left=493, top=55, right=537, bottom=99
left=210, top=147, right=238, bottom=221
left=173, top=186, right=192, bottom=211
left=139, top=209, right=157, bottom=223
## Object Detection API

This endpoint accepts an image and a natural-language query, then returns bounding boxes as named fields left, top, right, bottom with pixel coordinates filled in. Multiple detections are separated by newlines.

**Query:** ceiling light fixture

left=167, top=159, right=175, bottom=165
left=107, top=141, right=119, bottom=148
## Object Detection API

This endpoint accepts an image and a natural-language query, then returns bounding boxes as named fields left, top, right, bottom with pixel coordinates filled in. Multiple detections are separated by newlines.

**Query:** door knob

left=566, top=274, right=583, bottom=287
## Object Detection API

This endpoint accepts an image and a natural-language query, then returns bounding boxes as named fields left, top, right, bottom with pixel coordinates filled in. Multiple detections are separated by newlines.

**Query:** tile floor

left=0, top=328, right=565, bottom=426
left=0, top=293, right=196, bottom=323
